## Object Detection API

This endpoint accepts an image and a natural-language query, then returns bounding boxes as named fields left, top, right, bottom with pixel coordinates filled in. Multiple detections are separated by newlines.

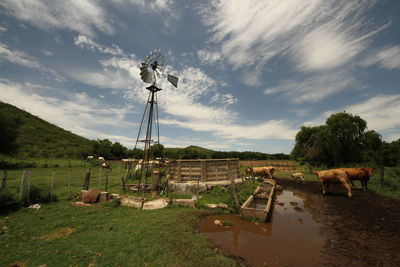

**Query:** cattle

left=98, top=156, right=105, bottom=161
left=245, top=166, right=275, bottom=180
left=291, top=172, right=306, bottom=184
left=337, top=168, right=374, bottom=191
left=102, top=162, right=111, bottom=170
left=313, top=169, right=352, bottom=198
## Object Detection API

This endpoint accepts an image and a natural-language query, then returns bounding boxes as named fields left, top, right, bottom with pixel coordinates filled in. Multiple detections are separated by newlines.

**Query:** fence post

left=19, top=170, right=27, bottom=200
left=67, top=168, right=72, bottom=200
left=117, top=166, right=120, bottom=184
left=151, top=171, right=160, bottom=198
left=98, top=167, right=101, bottom=188
left=27, top=170, right=32, bottom=204
left=0, top=170, right=7, bottom=191
left=105, top=171, right=109, bottom=192
left=83, top=169, right=91, bottom=190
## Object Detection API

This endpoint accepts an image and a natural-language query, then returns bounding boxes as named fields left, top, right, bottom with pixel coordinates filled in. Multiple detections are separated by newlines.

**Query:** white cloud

left=0, top=0, right=113, bottom=37
left=197, top=49, right=222, bottom=65
left=305, top=95, right=400, bottom=141
left=74, top=35, right=124, bottom=56
left=0, top=43, right=41, bottom=69
left=360, top=46, right=400, bottom=70
left=42, top=49, right=53, bottom=56
left=160, top=118, right=297, bottom=140
left=264, top=70, right=354, bottom=104
left=0, top=25, right=6, bottom=32
left=199, top=0, right=387, bottom=75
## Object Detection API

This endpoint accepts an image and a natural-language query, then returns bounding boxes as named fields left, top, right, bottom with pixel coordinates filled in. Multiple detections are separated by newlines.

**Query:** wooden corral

left=169, top=158, right=240, bottom=182
left=240, top=160, right=296, bottom=173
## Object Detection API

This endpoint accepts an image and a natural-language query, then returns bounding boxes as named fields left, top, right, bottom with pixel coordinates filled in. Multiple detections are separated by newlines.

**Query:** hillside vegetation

left=0, top=101, right=92, bottom=158
left=0, top=102, right=290, bottom=161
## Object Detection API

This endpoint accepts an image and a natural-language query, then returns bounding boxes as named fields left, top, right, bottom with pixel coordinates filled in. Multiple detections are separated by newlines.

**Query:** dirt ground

left=275, top=178, right=400, bottom=266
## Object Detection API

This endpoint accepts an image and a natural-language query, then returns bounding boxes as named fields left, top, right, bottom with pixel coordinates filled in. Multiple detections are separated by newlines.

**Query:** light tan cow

left=291, top=172, right=306, bottom=184
left=245, top=166, right=275, bottom=179
left=313, top=169, right=352, bottom=198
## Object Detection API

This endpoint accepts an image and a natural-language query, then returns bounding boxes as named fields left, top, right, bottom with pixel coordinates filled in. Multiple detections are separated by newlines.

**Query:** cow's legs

left=342, top=182, right=352, bottom=198
left=322, top=182, right=328, bottom=195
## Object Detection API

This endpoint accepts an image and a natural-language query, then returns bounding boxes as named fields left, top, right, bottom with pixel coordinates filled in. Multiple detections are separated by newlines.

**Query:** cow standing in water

left=245, top=166, right=275, bottom=180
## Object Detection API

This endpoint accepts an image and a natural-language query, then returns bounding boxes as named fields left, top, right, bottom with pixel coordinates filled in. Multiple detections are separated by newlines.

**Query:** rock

left=99, top=192, right=109, bottom=202
left=172, top=199, right=196, bottom=207
left=81, top=189, right=102, bottom=203
left=142, top=198, right=170, bottom=210
left=120, top=196, right=145, bottom=209
left=214, top=220, right=222, bottom=226
left=72, top=202, right=91, bottom=207
left=218, top=203, right=229, bottom=209
left=28, top=204, right=41, bottom=209
left=110, top=194, right=120, bottom=199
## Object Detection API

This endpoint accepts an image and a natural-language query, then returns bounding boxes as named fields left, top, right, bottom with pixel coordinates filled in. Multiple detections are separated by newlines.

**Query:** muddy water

left=199, top=190, right=324, bottom=266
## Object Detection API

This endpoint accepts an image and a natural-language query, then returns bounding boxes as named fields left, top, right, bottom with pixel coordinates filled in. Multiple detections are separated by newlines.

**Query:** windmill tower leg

left=135, top=85, right=161, bottom=196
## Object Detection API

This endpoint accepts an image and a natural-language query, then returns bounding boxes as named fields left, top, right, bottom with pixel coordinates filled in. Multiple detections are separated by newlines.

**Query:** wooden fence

left=240, top=160, right=296, bottom=173
left=169, top=158, right=240, bottom=182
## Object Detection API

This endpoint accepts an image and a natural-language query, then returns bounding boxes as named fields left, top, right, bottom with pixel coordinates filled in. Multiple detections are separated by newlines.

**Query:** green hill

left=0, top=101, right=93, bottom=158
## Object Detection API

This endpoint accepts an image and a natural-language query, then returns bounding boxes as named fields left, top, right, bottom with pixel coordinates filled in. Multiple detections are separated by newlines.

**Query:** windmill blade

left=167, top=74, right=179, bottom=88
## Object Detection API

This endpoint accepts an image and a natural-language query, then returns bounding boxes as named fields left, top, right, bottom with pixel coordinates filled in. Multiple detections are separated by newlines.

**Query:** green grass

left=0, top=202, right=237, bottom=266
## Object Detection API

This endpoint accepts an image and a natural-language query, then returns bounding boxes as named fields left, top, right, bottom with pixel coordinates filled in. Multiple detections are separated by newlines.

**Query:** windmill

left=133, top=49, right=178, bottom=195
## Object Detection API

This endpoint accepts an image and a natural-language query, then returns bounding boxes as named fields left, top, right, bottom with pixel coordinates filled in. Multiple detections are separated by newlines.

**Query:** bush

left=0, top=190, right=20, bottom=212
left=20, top=185, right=58, bottom=206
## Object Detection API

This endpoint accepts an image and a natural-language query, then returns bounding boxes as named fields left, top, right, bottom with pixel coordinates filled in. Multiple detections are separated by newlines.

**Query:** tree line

left=291, top=112, right=400, bottom=167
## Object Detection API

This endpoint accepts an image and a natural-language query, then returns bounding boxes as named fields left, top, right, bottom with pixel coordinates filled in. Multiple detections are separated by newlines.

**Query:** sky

left=0, top=0, right=400, bottom=154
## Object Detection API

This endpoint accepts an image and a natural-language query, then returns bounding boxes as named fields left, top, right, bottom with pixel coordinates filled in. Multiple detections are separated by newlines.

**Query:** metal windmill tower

left=134, top=49, right=178, bottom=194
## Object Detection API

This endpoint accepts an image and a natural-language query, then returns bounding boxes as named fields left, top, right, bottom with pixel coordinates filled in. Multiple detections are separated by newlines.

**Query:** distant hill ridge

left=0, top=101, right=92, bottom=158
left=0, top=101, right=290, bottom=160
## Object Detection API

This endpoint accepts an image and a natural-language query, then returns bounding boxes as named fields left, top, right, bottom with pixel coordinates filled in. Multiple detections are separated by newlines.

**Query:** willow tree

left=326, top=112, right=367, bottom=165
left=292, top=112, right=377, bottom=166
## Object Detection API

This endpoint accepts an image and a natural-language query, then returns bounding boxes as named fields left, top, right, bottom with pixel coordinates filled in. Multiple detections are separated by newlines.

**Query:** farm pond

left=199, top=190, right=324, bottom=266
left=199, top=178, right=400, bottom=266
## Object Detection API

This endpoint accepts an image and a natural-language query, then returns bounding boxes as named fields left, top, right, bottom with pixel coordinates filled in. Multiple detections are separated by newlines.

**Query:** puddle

left=199, top=190, right=324, bottom=266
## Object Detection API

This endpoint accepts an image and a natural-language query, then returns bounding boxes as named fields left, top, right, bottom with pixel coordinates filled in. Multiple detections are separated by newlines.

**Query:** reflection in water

left=199, top=190, right=324, bottom=267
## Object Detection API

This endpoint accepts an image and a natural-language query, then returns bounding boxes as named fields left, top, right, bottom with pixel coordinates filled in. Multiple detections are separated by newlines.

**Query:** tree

left=93, top=139, right=113, bottom=159
left=360, top=130, right=382, bottom=164
left=150, top=144, right=164, bottom=158
left=326, top=112, right=367, bottom=165
left=292, top=112, right=375, bottom=166
left=0, top=110, right=20, bottom=155
left=110, top=142, right=128, bottom=159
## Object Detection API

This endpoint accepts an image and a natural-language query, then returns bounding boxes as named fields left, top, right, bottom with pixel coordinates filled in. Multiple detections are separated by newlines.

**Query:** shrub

left=0, top=190, right=20, bottom=212
left=20, top=185, right=58, bottom=206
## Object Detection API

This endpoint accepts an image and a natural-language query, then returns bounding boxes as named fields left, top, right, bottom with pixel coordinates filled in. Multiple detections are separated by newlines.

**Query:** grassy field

left=1, top=159, right=399, bottom=266
left=0, top=160, right=259, bottom=267
left=0, top=203, right=237, bottom=266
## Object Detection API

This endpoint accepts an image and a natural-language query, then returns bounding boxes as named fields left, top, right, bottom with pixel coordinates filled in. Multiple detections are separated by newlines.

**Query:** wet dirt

left=199, top=178, right=400, bottom=266
left=199, top=190, right=325, bottom=266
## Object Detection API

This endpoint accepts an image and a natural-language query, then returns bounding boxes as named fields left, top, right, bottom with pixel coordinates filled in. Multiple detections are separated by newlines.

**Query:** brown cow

left=313, top=169, right=352, bottom=198
left=337, top=168, right=374, bottom=191
left=245, top=166, right=275, bottom=179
